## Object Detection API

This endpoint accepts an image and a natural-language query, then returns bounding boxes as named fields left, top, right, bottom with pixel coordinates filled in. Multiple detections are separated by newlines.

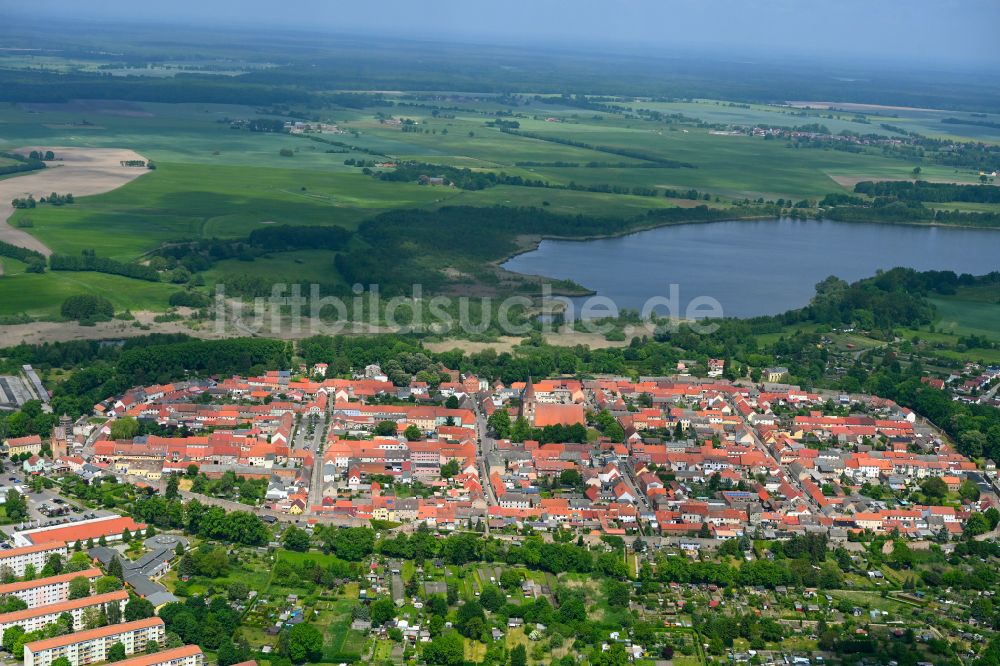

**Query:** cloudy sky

left=16, top=0, right=998, bottom=65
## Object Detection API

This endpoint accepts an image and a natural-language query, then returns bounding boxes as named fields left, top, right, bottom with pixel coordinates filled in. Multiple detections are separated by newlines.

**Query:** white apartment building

left=24, top=617, right=165, bottom=666
left=0, top=590, right=128, bottom=643
left=0, top=568, right=102, bottom=608
left=0, top=543, right=68, bottom=578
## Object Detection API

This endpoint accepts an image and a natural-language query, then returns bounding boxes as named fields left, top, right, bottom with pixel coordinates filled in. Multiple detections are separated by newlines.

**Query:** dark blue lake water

left=501, top=218, right=1000, bottom=318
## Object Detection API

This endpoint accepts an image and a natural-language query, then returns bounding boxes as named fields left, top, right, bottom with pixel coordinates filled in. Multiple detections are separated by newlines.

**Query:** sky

left=15, top=0, right=1000, bottom=65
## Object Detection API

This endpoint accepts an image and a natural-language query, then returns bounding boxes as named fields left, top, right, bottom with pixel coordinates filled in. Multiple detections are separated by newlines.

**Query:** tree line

left=499, top=127, right=697, bottom=168
left=50, top=252, right=160, bottom=281
left=246, top=224, right=351, bottom=250
left=854, top=180, right=1000, bottom=204
left=0, top=151, right=46, bottom=177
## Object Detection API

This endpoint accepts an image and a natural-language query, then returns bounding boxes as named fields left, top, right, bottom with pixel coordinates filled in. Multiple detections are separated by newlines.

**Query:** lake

left=502, top=218, right=1000, bottom=319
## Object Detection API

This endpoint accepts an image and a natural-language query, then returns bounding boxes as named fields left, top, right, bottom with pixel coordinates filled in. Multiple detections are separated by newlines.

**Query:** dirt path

left=0, top=147, right=151, bottom=256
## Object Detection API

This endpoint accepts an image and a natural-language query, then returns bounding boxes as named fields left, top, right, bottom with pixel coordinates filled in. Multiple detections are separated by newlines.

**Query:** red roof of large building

left=23, top=517, right=145, bottom=546
left=533, top=403, right=585, bottom=427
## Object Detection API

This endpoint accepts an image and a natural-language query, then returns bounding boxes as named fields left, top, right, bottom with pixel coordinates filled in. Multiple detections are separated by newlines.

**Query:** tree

left=374, top=421, right=398, bottom=437
left=106, top=642, right=127, bottom=662
left=456, top=600, right=485, bottom=638
left=986, top=506, right=1000, bottom=530
left=95, top=576, right=123, bottom=593
left=606, top=579, right=630, bottom=607
left=61, top=294, right=114, bottom=323
left=404, top=424, right=422, bottom=441
left=217, top=637, right=239, bottom=666
left=2, top=625, right=24, bottom=653
left=108, top=555, right=124, bottom=581
left=370, top=598, right=396, bottom=626
left=124, top=596, right=155, bottom=622
left=109, top=417, right=140, bottom=441
left=479, top=585, right=505, bottom=612
left=282, top=526, right=311, bottom=552
left=68, top=576, right=91, bottom=600
left=43, top=554, right=63, bottom=575
left=510, top=416, right=531, bottom=443
left=440, top=459, right=460, bottom=479
left=559, top=468, right=581, bottom=487
left=699, top=522, right=711, bottom=538
left=959, top=479, right=981, bottom=502
left=499, top=569, right=521, bottom=591
left=322, top=526, right=374, bottom=561
left=423, top=631, right=464, bottom=666
left=165, top=474, right=180, bottom=500
left=965, top=512, right=991, bottom=537
left=283, top=623, right=323, bottom=664
left=487, top=408, right=511, bottom=439
left=106, top=599, right=122, bottom=625
left=51, top=658, right=71, bottom=666
left=82, top=606, right=106, bottom=630
left=227, top=581, right=250, bottom=602
left=0, top=596, right=27, bottom=613
left=510, top=644, right=527, bottom=666
left=444, top=395, right=460, bottom=409
left=920, top=477, right=948, bottom=500
left=5, top=490, right=27, bottom=521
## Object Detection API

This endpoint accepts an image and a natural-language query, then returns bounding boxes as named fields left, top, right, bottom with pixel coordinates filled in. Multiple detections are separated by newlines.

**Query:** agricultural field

left=930, top=296, right=1000, bottom=341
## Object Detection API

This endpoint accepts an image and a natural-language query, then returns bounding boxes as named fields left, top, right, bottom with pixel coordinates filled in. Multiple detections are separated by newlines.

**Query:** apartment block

left=0, top=590, right=128, bottom=643
left=24, top=617, right=165, bottom=666
left=0, top=568, right=102, bottom=608
left=0, top=543, right=68, bottom=579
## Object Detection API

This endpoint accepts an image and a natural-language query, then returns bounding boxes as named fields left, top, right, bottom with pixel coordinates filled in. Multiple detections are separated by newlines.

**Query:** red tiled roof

left=25, top=617, right=163, bottom=652
left=0, top=568, right=101, bottom=595
left=0, top=590, right=126, bottom=624
left=106, top=645, right=204, bottom=666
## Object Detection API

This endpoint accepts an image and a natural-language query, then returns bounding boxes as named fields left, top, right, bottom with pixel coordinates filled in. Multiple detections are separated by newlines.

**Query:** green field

left=9, top=162, right=455, bottom=260
left=0, top=268, right=179, bottom=316
left=930, top=296, right=1000, bottom=340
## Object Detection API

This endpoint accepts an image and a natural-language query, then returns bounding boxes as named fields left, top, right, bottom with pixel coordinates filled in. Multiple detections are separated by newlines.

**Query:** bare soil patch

left=0, top=312, right=219, bottom=348
left=0, top=146, right=151, bottom=255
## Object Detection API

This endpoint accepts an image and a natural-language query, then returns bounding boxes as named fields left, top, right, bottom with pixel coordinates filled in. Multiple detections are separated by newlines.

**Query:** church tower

left=520, top=377, right=537, bottom=425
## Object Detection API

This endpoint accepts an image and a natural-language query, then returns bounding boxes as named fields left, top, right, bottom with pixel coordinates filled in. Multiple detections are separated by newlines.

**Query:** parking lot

left=0, top=479, right=116, bottom=541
